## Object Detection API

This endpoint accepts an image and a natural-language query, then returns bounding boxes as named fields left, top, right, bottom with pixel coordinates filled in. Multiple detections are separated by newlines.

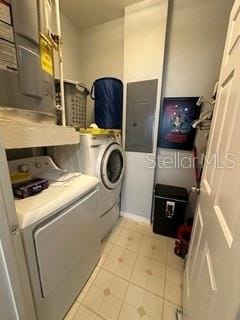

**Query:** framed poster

left=158, top=97, right=201, bottom=150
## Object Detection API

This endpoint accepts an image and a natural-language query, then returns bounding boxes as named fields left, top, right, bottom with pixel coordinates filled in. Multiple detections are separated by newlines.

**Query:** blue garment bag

left=90, top=77, right=123, bottom=129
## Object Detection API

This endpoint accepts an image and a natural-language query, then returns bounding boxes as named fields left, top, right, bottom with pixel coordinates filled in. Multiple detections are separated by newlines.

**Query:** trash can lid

left=155, top=184, right=188, bottom=201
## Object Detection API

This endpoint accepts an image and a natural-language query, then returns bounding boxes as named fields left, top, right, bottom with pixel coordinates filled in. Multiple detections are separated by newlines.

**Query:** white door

left=0, top=137, right=36, bottom=320
left=183, top=1, right=240, bottom=319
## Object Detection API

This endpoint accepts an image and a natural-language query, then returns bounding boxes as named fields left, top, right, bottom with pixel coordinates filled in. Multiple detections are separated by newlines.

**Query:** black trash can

left=153, top=184, right=188, bottom=238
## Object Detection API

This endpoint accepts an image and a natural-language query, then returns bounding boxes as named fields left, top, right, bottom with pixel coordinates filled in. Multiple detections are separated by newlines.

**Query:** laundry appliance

left=0, top=0, right=56, bottom=117
left=52, top=133, right=125, bottom=239
left=8, top=156, right=100, bottom=320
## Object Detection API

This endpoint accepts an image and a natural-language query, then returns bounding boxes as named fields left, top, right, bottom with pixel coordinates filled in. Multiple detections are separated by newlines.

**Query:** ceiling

left=60, top=0, right=142, bottom=30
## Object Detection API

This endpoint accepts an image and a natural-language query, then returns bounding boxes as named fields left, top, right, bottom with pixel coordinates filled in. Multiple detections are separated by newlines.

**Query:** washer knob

left=35, top=162, right=41, bottom=168
left=18, top=164, right=30, bottom=173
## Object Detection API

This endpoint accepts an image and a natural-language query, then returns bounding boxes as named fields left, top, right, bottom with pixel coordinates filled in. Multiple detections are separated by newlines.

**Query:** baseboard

left=120, top=211, right=150, bottom=225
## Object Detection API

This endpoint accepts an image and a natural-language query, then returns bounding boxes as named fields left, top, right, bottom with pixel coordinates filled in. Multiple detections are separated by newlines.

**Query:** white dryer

left=53, top=133, right=125, bottom=239
left=8, top=156, right=100, bottom=320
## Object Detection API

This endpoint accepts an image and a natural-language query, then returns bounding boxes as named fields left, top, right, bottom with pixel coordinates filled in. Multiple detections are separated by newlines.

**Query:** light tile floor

left=64, top=217, right=183, bottom=320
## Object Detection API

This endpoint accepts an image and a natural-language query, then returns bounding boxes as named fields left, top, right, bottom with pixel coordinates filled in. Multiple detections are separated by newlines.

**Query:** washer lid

left=100, top=143, right=125, bottom=190
left=15, top=175, right=99, bottom=229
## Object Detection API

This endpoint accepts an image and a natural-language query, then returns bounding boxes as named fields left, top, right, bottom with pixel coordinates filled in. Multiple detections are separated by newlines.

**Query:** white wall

left=58, top=0, right=233, bottom=220
left=121, top=0, right=169, bottom=220
left=55, top=13, right=83, bottom=81
left=80, top=18, right=124, bottom=125
left=156, top=0, right=234, bottom=190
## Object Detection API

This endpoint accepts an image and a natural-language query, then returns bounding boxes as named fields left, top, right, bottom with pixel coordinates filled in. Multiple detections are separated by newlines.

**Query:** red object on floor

left=174, top=225, right=192, bottom=258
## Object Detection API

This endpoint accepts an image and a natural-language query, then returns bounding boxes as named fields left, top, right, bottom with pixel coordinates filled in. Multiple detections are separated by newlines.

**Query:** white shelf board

left=0, top=120, right=80, bottom=149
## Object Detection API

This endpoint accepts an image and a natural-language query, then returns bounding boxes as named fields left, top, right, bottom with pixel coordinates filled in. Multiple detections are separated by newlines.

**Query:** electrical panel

left=0, top=0, right=56, bottom=118
left=125, top=79, right=158, bottom=153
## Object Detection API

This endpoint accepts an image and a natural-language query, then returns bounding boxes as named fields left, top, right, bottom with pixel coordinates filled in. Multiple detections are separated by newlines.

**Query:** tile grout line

left=82, top=303, right=106, bottom=320
left=81, top=268, right=120, bottom=320
left=117, top=222, right=169, bottom=319
left=67, top=218, right=183, bottom=319
left=163, top=242, right=170, bottom=320
left=108, top=225, right=173, bottom=265
left=116, top=227, right=144, bottom=320
left=106, top=240, right=184, bottom=272
left=118, top=222, right=147, bottom=319
left=98, top=241, right=114, bottom=267
left=100, top=263, right=167, bottom=301
left=102, top=237, right=169, bottom=298
left=108, top=225, right=141, bottom=320
left=83, top=226, right=134, bottom=320
left=164, top=297, right=182, bottom=308
left=102, top=218, right=134, bottom=319
left=65, top=300, right=80, bottom=320
left=102, top=239, right=183, bottom=304
left=161, top=239, right=169, bottom=320
left=116, top=279, right=130, bottom=319
left=77, top=265, right=100, bottom=303
left=132, top=230, right=166, bottom=320
left=165, top=239, right=184, bottom=308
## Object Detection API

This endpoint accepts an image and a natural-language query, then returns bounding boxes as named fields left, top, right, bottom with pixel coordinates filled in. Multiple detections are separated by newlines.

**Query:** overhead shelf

left=0, top=120, right=80, bottom=149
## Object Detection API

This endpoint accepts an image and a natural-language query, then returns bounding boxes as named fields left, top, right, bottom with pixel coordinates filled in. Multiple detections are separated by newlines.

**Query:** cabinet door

left=125, top=79, right=158, bottom=153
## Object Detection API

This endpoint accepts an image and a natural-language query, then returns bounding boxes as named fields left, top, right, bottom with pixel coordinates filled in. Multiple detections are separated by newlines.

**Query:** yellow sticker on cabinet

left=40, top=34, right=53, bottom=76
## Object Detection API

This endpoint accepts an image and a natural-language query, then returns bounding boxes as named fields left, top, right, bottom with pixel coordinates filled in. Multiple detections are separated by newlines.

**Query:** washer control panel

left=8, top=156, right=81, bottom=184
left=9, top=157, right=51, bottom=176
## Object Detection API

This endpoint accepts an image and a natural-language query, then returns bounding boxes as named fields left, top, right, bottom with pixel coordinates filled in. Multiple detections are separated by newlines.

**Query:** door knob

left=191, top=186, right=200, bottom=194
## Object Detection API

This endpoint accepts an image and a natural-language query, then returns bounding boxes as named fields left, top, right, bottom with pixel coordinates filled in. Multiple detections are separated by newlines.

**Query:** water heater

left=0, top=0, right=56, bottom=118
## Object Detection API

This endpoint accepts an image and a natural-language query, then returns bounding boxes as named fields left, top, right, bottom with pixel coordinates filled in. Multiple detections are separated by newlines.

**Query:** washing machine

left=52, top=133, right=125, bottom=239
left=8, top=156, right=100, bottom=320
